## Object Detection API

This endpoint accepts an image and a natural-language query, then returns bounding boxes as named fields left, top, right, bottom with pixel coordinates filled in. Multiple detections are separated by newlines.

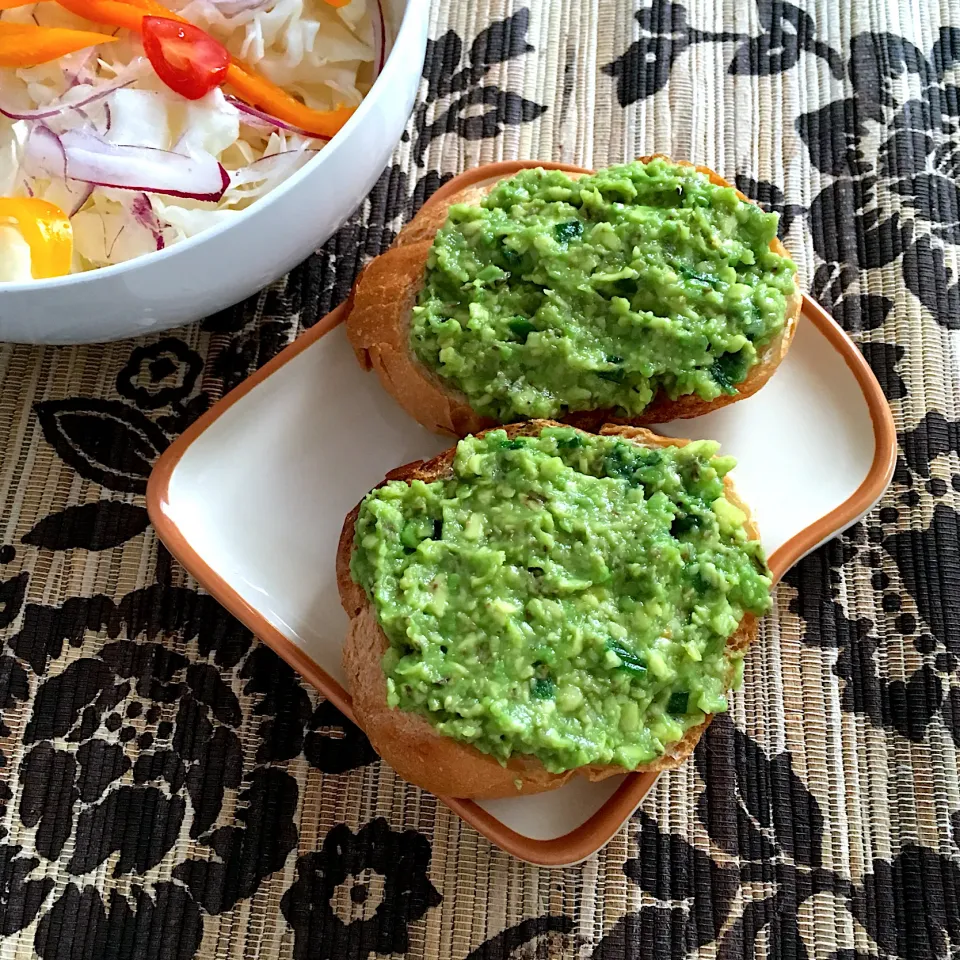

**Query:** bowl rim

left=1, top=0, right=426, bottom=293
left=147, top=159, right=898, bottom=865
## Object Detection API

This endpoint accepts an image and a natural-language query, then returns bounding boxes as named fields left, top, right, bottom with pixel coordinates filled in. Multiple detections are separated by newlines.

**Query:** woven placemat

left=2, top=1, right=959, bottom=958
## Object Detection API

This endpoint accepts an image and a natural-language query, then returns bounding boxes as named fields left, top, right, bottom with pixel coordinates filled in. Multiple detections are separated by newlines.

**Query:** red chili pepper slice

left=141, top=15, right=229, bottom=101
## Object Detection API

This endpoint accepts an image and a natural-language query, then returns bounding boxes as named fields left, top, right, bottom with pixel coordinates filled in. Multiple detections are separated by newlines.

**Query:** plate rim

left=146, top=159, right=897, bottom=866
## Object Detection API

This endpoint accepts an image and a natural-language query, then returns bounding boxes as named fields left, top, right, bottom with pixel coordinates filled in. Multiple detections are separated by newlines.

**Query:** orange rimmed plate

left=147, top=161, right=897, bottom=866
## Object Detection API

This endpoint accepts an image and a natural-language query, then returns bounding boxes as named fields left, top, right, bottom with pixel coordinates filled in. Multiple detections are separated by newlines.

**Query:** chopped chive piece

left=507, top=317, right=536, bottom=340
left=710, top=350, right=750, bottom=395
left=677, top=263, right=716, bottom=285
left=667, top=690, right=689, bottom=715
left=532, top=677, right=556, bottom=699
left=671, top=514, right=699, bottom=537
left=608, top=640, right=648, bottom=677
left=554, top=220, right=584, bottom=244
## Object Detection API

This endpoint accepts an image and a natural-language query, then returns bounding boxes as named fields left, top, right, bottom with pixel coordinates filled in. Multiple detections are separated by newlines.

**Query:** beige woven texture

left=2, top=1, right=959, bottom=958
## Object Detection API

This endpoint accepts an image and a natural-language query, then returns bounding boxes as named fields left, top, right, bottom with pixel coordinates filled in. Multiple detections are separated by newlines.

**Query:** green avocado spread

left=350, top=427, right=772, bottom=773
left=410, top=158, right=796, bottom=421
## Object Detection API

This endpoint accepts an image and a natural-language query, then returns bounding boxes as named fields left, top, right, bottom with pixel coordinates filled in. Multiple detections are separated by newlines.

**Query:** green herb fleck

left=671, top=514, right=699, bottom=537
left=603, top=443, right=640, bottom=483
left=677, top=263, right=716, bottom=286
left=691, top=570, right=712, bottom=594
left=554, top=220, right=584, bottom=244
left=501, top=245, right=521, bottom=267
left=667, top=690, right=690, bottom=715
left=710, top=350, right=750, bottom=395
left=608, top=640, right=648, bottom=678
left=507, top=318, right=536, bottom=340
left=532, top=677, right=556, bottom=699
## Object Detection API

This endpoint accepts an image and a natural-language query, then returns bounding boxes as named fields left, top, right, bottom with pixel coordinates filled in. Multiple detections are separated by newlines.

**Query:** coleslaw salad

left=0, top=0, right=383, bottom=279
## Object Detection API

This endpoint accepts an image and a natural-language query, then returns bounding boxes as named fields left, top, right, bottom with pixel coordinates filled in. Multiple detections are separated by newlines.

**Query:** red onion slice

left=131, top=193, right=165, bottom=250
left=0, top=79, right=133, bottom=122
left=225, top=96, right=331, bottom=141
left=373, top=0, right=386, bottom=77
left=25, top=125, right=69, bottom=182
left=24, top=127, right=230, bottom=202
left=62, top=48, right=97, bottom=90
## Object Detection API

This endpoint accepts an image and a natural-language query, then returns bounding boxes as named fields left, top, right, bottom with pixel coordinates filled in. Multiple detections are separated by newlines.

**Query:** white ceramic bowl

left=0, top=0, right=429, bottom=344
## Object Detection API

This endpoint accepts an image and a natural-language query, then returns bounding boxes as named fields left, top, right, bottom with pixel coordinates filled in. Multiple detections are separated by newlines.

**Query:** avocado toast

left=346, top=156, right=802, bottom=437
left=337, top=421, right=770, bottom=799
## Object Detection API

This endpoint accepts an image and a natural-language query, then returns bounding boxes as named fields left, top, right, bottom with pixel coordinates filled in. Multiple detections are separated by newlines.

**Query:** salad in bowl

left=0, top=0, right=427, bottom=344
left=0, top=0, right=384, bottom=278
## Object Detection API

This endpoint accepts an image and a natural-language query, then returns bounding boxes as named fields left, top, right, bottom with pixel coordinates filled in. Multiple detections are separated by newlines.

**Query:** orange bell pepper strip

left=53, top=0, right=356, bottom=138
left=0, top=21, right=115, bottom=65
left=0, top=0, right=43, bottom=9
left=0, top=198, right=73, bottom=279
left=223, top=62, right=355, bottom=139
left=322, top=0, right=352, bottom=7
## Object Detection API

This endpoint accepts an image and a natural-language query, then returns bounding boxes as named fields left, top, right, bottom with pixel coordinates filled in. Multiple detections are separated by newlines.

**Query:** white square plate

left=148, top=166, right=896, bottom=866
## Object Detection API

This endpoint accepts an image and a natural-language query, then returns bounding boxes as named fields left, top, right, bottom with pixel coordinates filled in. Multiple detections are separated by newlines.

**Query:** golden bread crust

left=345, top=156, right=801, bottom=438
left=337, top=420, right=760, bottom=800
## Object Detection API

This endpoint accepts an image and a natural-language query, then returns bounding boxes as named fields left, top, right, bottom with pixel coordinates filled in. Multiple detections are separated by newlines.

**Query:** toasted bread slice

left=346, top=156, right=802, bottom=438
left=337, top=421, right=760, bottom=800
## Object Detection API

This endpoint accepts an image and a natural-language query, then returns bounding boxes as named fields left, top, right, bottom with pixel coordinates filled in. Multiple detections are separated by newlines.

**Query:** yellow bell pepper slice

left=0, top=198, right=73, bottom=279
left=0, top=21, right=115, bottom=66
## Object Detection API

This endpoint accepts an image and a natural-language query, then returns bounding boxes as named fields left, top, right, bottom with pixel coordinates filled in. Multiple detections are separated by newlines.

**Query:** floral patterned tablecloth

left=1, top=2, right=959, bottom=958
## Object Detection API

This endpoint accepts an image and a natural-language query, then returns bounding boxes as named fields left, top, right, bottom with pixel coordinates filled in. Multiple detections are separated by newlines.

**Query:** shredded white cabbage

left=0, top=225, right=32, bottom=280
left=0, top=0, right=375, bottom=277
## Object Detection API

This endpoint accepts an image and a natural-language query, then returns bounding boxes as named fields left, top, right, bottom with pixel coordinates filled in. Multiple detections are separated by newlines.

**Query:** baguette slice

left=337, top=420, right=760, bottom=800
left=346, top=156, right=802, bottom=438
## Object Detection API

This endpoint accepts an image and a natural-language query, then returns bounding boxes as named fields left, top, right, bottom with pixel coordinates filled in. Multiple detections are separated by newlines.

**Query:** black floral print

left=796, top=30, right=960, bottom=329
left=173, top=767, right=299, bottom=914
left=8, top=588, right=250, bottom=868
left=603, top=0, right=841, bottom=106
left=591, top=715, right=960, bottom=960
left=461, top=916, right=579, bottom=960
left=116, top=338, right=203, bottom=411
left=34, top=882, right=203, bottom=960
left=413, top=10, right=547, bottom=165
left=34, top=398, right=169, bottom=496
left=20, top=502, right=151, bottom=553
left=281, top=818, right=442, bottom=960
left=786, top=467, right=960, bottom=749
left=0, top=551, right=389, bottom=953
left=605, top=2, right=960, bottom=402
left=0, top=3, right=958, bottom=958
left=0, top=842, right=53, bottom=936
left=303, top=701, right=378, bottom=775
